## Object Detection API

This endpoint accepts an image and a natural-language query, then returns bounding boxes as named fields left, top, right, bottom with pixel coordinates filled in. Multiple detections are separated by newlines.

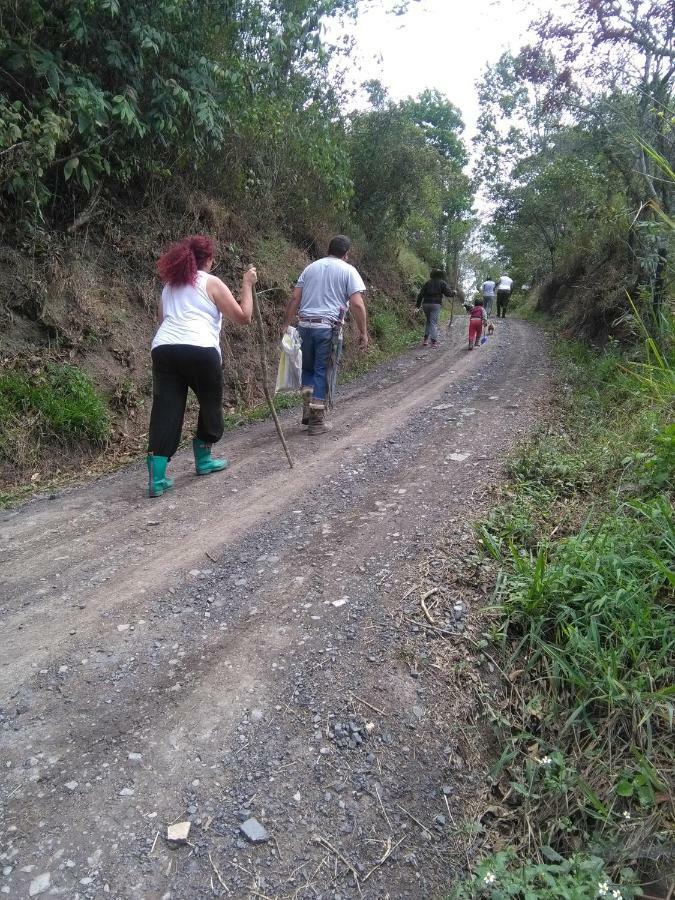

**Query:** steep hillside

left=0, top=192, right=427, bottom=496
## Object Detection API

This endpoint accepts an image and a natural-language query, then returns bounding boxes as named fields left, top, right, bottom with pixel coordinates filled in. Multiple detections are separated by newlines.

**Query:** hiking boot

left=301, top=387, right=313, bottom=426
left=147, top=454, right=174, bottom=498
left=192, top=438, right=229, bottom=475
left=431, top=339, right=439, bottom=349
left=422, top=339, right=429, bottom=347
left=307, top=402, right=329, bottom=436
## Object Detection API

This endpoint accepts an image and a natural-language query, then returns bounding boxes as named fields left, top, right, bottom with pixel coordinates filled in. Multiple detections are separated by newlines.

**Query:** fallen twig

left=444, top=793, right=457, bottom=828
left=314, top=835, right=362, bottom=896
left=363, top=835, right=405, bottom=883
left=374, top=784, right=393, bottom=832
left=149, top=830, right=160, bottom=857
left=208, top=853, right=231, bottom=894
left=396, top=802, right=432, bottom=836
left=351, top=693, right=386, bottom=716
left=420, top=590, right=437, bottom=625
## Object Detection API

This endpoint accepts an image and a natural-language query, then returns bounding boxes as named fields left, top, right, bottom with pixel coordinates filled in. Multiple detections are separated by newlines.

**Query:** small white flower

left=539, top=756, right=553, bottom=767
left=622, top=810, right=631, bottom=820
left=612, top=891, right=622, bottom=900
left=598, top=882, right=610, bottom=897
left=483, top=871, right=497, bottom=885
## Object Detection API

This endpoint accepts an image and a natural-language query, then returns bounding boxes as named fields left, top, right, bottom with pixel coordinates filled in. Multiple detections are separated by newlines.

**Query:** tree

left=349, top=86, right=473, bottom=274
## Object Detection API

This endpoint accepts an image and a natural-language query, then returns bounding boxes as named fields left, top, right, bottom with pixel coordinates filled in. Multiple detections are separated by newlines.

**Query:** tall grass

left=460, top=324, right=674, bottom=896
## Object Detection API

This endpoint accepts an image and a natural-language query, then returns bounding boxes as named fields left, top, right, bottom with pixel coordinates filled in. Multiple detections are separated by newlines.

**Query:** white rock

left=28, top=873, right=50, bottom=896
left=166, top=821, right=191, bottom=844
left=117, top=624, right=130, bottom=632
left=64, top=781, right=78, bottom=792
left=446, top=452, right=469, bottom=462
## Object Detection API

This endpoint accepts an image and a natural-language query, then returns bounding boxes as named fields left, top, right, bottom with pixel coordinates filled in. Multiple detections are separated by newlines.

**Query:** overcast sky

left=339, top=0, right=556, bottom=138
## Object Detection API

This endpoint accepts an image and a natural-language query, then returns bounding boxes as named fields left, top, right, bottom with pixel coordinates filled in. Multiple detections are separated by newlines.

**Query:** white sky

left=340, top=0, right=558, bottom=138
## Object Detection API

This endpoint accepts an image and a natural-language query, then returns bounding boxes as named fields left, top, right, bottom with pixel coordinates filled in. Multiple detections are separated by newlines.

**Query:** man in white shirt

left=283, top=235, right=368, bottom=435
left=496, top=273, right=514, bottom=318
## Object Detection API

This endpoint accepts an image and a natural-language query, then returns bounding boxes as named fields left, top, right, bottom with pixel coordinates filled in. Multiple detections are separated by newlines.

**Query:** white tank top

left=151, top=271, right=222, bottom=355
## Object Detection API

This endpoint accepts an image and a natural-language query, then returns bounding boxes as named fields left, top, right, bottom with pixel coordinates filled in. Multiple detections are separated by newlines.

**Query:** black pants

left=148, top=344, right=224, bottom=458
left=496, top=290, right=511, bottom=318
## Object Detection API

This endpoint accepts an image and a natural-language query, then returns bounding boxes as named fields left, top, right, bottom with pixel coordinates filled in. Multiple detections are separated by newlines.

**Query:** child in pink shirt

left=468, top=298, right=488, bottom=350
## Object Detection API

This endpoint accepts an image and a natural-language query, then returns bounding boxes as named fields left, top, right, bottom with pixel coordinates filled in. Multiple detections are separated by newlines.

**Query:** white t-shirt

left=296, top=256, right=366, bottom=322
left=497, top=276, right=513, bottom=291
left=151, top=271, right=222, bottom=355
left=482, top=280, right=496, bottom=297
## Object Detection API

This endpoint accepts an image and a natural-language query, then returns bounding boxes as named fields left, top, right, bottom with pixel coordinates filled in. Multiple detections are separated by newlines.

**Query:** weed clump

left=0, top=363, right=109, bottom=488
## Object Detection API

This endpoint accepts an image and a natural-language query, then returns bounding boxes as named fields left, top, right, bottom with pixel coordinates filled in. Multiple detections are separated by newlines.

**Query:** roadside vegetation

left=0, top=363, right=109, bottom=499
left=451, top=0, right=674, bottom=895
left=453, top=330, right=673, bottom=898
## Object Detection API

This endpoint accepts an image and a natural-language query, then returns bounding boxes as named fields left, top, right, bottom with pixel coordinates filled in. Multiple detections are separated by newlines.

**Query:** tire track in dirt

left=1, top=325, right=507, bottom=687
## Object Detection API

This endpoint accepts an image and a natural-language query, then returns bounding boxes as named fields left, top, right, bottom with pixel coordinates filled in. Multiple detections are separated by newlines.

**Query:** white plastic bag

left=275, top=326, right=302, bottom=393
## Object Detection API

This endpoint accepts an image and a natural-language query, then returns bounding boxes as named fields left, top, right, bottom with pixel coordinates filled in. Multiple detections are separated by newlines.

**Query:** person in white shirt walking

left=282, top=235, right=368, bottom=435
left=147, top=235, right=257, bottom=497
left=496, top=273, right=514, bottom=318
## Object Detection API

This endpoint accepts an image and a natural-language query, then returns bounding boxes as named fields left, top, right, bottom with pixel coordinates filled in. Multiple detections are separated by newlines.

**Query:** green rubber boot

left=147, top=454, right=174, bottom=498
left=193, top=438, right=229, bottom=476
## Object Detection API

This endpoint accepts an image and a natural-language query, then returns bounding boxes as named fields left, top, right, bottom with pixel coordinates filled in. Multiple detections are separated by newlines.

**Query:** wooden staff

left=251, top=281, right=294, bottom=469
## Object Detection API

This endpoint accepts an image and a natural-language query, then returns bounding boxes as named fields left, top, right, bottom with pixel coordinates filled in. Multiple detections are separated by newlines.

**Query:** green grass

left=461, top=327, right=674, bottom=895
left=222, top=390, right=302, bottom=429
left=0, top=363, right=109, bottom=445
left=0, top=362, right=110, bottom=507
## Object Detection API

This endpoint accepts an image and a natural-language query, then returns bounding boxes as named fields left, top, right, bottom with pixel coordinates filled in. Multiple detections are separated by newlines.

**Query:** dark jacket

left=416, top=278, right=454, bottom=309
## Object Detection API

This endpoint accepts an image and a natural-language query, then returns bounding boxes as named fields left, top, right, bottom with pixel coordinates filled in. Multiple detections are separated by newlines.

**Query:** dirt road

left=0, top=320, right=550, bottom=899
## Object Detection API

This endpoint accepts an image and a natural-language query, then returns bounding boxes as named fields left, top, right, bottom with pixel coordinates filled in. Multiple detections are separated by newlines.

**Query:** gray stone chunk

left=239, top=817, right=269, bottom=844
left=29, top=873, right=51, bottom=896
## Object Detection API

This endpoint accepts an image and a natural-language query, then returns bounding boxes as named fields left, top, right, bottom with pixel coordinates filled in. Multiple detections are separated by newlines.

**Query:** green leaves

left=63, top=158, right=79, bottom=181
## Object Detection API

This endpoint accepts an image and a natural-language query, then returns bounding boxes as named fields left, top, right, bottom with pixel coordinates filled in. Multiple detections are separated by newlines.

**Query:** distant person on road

left=481, top=277, right=496, bottom=316
left=416, top=268, right=455, bottom=348
left=467, top=297, right=488, bottom=350
left=282, top=235, right=368, bottom=436
left=496, top=273, right=513, bottom=318
left=147, top=235, right=257, bottom=498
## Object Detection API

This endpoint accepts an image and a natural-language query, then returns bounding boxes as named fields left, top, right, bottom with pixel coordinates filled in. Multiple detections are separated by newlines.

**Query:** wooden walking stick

left=251, top=280, right=294, bottom=469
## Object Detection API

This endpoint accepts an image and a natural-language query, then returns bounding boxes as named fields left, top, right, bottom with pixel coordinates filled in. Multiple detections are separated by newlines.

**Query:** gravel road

left=0, top=319, right=550, bottom=899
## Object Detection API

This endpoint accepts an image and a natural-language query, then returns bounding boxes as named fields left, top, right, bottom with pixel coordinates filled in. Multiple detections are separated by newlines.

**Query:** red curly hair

left=156, top=235, right=214, bottom=287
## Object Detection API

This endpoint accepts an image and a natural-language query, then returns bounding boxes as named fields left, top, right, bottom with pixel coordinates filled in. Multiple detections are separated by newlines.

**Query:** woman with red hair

left=147, top=235, right=257, bottom=497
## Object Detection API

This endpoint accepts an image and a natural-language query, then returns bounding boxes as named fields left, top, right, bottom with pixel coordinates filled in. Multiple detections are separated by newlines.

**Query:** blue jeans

left=298, top=326, right=332, bottom=402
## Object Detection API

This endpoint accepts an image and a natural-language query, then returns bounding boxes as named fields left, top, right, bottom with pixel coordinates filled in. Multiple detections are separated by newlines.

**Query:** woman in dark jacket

left=416, top=269, right=455, bottom=347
